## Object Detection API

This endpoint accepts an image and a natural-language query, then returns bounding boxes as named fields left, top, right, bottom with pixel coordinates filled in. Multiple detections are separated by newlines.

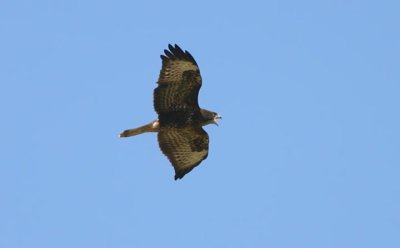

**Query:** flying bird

left=119, top=44, right=221, bottom=180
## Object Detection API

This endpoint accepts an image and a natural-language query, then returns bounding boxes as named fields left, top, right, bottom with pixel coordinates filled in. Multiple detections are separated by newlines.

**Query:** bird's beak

left=213, top=115, right=222, bottom=126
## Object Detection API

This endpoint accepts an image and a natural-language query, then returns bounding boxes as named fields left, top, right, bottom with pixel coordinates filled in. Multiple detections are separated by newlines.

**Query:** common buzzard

left=120, top=44, right=221, bottom=180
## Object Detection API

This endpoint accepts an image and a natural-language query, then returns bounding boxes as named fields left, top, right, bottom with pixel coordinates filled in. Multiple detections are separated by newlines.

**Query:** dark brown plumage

left=120, top=44, right=221, bottom=180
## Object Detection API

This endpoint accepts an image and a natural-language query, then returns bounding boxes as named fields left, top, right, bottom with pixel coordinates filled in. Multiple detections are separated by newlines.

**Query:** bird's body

left=120, top=44, right=220, bottom=180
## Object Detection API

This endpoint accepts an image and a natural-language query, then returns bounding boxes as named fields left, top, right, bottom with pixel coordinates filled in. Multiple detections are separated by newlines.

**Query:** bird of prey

left=119, top=44, right=221, bottom=180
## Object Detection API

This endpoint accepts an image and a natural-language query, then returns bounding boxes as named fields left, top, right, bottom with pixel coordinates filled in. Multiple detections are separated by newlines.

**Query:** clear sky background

left=1, top=0, right=399, bottom=247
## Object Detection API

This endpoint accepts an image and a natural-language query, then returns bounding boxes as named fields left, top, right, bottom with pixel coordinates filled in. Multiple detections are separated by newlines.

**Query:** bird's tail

left=119, top=120, right=159, bottom=138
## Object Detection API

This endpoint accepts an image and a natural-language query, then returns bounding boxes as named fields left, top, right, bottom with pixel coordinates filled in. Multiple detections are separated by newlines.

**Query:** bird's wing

left=157, top=126, right=209, bottom=180
left=154, top=44, right=202, bottom=116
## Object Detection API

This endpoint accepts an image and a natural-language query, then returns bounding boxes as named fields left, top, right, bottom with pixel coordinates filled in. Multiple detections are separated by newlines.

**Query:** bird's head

left=200, top=109, right=222, bottom=126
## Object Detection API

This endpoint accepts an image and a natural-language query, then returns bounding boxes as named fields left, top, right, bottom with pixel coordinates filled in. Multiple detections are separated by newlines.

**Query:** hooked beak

left=213, top=114, right=222, bottom=126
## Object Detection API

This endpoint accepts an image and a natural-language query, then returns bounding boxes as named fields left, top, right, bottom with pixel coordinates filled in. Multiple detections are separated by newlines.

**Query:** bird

left=119, top=44, right=221, bottom=180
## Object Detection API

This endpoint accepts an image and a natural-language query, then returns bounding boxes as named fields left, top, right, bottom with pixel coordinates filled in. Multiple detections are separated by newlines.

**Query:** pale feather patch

left=152, top=120, right=160, bottom=128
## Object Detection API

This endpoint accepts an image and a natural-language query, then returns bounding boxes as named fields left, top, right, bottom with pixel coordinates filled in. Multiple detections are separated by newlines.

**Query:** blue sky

left=1, top=0, right=399, bottom=247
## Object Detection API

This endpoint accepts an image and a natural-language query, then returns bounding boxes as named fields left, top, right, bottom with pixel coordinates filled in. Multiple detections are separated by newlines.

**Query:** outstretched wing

left=154, top=44, right=202, bottom=117
left=158, top=126, right=209, bottom=180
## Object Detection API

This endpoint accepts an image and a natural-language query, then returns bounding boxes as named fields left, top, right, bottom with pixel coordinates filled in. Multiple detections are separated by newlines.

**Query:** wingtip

left=174, top=173, right=183, bottom=180
left=162, top=44, right=197, bottom=64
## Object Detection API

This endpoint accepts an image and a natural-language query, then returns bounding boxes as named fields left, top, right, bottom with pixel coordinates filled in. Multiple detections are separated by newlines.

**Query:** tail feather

left=119, top=120, right=159, bottom=138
